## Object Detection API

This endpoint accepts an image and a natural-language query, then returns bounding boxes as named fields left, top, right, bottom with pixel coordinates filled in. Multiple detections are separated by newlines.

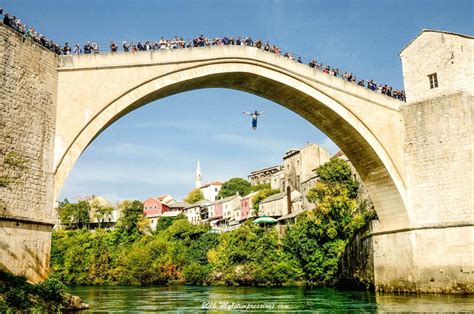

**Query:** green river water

left=67, top=285, right=474, bottom=313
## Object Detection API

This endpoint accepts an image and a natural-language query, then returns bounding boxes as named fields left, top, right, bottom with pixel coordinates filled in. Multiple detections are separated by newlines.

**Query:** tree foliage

left=250, top=183, right=271, bottom=192
left=51, top=158, right=374, bottom=288
left=183, top=188, right=204, bottom=204
left=283, top=158, right=370, bottom=285
left=0, top=271, right=66, bottom=312
left=217, top=177, right=251, bottom=199
left=315, top=157, right=359, bottom=198
left=116, top=200, right=149, bottom=241
left=57, top=200, right=91, bottom=229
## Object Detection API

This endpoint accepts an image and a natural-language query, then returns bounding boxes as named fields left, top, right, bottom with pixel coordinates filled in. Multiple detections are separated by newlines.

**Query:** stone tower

left=195, top=161, right=202, bottom=188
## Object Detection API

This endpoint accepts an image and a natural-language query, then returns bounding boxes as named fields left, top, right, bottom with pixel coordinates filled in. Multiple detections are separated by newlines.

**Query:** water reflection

left=375, top=292, right=474, bottom=312
left=67, top=285, right=474, bottom=313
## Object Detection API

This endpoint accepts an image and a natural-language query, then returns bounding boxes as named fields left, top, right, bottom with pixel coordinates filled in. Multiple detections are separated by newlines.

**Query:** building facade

left=259, top=190, right=302, bottom=218
left=220, top=195, right=242, bottom=222
left=183, top=200, right=210, bottom=225
left=270, top=169, right=285, bottom=191
left=283, top=143, right=331, bottom=192
left=199, top=181, right=222, bottom=201
left=248, top=165, right=283, bottom=186
left=239, top=192, right=259, bottom=222
left=143, top=197, right=171, bottom=217
left=399, top=29, right=473, bottom=103
left=85, top=196, right=119, bottom=228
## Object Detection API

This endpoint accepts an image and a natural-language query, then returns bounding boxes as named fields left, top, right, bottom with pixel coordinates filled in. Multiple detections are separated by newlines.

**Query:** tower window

left=428, top=73, right=438, bottom=89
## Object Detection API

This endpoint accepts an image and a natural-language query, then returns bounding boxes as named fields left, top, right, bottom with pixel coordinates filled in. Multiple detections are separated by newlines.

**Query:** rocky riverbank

left=0, top=270, right=89, bottom=312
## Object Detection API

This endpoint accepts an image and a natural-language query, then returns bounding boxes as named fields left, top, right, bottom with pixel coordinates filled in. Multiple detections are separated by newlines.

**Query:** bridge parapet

left=58, top=45, right=403, bottom=110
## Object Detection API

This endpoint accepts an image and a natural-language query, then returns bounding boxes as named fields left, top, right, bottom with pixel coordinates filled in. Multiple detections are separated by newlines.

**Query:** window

left=428, top=73, right=438, bottom=89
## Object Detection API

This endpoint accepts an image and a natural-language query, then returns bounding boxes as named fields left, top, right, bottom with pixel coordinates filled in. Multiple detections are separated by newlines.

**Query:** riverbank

left=0, top=271, right=89, bottom=312
left=50, top=213, right=372, bottom=288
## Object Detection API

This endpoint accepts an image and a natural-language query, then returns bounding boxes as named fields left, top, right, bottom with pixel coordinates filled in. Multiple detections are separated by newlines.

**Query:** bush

left=34, top=277, right=65, bottom=303
left=183, top=263, right=211, bottom=285
left=4, top=287, right=31, bottom=310
left=186, top=232, right=219, bottom=265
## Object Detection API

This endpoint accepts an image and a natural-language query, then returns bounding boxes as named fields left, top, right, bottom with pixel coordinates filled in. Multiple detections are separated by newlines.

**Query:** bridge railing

left=65, top=39, right=406, bottom=102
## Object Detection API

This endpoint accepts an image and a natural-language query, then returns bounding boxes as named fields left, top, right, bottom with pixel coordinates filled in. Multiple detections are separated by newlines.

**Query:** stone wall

left=371, top=91, right=474, bottom=293
left=402, top=92, right=473, bottom=226
left=0, top=23, right=58, bottom=282
left=340, top=221, right=375, bottom=289
left=373, top=225, right=473, bottom=293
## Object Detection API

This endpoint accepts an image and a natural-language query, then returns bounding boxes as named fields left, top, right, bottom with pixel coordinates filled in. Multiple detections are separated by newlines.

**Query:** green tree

left=183, top=188, right=204, bottom=204
left=283, top=158, right=369, bottom=285
left=183, top=262, right=211, bottom=285
left=251, top=183, right=271, bottom=192
left=251, top=188, right=281, bottom=215
left=217, top=177, right=251, bottom=199
left=186, top=232, right=219, bottom=265
left=154, top=216, right=178, bottom=233
left=208, top=224, right=302, bottom=286
left=117, top=200, right=148, bottom=240
left=57, top=200, right=90, bottom=229
left=316, top=157, right=359, bottom=198
left=57, top=198, right=70, bottom=208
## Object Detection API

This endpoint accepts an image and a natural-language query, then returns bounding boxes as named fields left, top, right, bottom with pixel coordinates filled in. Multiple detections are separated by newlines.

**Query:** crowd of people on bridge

left=1, top=8, right=63, bottom=54
left=0, top=8, right=405, bottom=102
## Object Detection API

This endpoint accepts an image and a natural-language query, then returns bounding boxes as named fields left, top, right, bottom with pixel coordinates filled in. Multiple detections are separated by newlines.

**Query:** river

left=67, top=285, right=474, bottom=312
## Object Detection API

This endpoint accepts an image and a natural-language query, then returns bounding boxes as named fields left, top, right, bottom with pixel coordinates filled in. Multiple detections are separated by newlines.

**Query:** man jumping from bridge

left=243, top=110, right=264, bottom=130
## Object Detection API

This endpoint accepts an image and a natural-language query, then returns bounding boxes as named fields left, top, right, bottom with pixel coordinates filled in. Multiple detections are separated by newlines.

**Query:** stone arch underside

left=55, top=62, right=409, bottom=231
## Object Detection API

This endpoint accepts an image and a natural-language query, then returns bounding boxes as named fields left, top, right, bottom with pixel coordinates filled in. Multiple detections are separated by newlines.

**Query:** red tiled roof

left=143, top=197, right=160, bottom=203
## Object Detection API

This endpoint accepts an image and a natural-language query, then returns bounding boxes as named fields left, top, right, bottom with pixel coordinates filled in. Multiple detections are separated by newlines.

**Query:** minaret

left=195, top=161, right=202, bottom=188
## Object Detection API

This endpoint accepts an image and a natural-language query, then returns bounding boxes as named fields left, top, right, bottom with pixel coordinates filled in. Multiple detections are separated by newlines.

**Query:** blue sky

left=3, top=0, right=473, bottom=202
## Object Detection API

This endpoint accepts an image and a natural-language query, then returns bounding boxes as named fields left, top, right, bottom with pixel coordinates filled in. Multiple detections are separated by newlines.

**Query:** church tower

left=195, top=161, right=202, bottom=188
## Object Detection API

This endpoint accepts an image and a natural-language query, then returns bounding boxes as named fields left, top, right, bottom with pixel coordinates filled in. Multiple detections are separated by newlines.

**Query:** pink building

left=212, top=202, right=223, bottom=220
left=143, top=195, right=174, bottom=217
left=239, top=192, right=258, bottom=222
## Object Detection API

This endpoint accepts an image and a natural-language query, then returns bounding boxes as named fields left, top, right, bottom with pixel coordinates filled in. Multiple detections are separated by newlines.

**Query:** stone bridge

left=1, top=24, right=472, bottom=292
left=55, top=46, right=409, bottom=233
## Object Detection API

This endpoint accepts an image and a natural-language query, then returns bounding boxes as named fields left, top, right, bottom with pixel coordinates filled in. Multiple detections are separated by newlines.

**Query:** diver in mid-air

left=243, top=111, right=264, bottom=130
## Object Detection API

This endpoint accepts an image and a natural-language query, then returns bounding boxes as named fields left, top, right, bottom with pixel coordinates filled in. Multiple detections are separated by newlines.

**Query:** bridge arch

left=55, top=47, right=409, bottom=231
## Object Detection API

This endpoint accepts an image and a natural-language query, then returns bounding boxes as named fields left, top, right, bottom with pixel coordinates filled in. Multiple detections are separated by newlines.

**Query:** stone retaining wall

left=0, top=23, right=58, bottom=282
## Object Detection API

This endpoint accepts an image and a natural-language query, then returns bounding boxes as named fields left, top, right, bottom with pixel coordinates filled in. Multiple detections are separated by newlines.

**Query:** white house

left=87, top=195, right=119, bottom=227
left=183, top=200, right=210, bottom=224
left=220, top=194, right=242, bottom=224
left=200, top=181, right=222, bottom=201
